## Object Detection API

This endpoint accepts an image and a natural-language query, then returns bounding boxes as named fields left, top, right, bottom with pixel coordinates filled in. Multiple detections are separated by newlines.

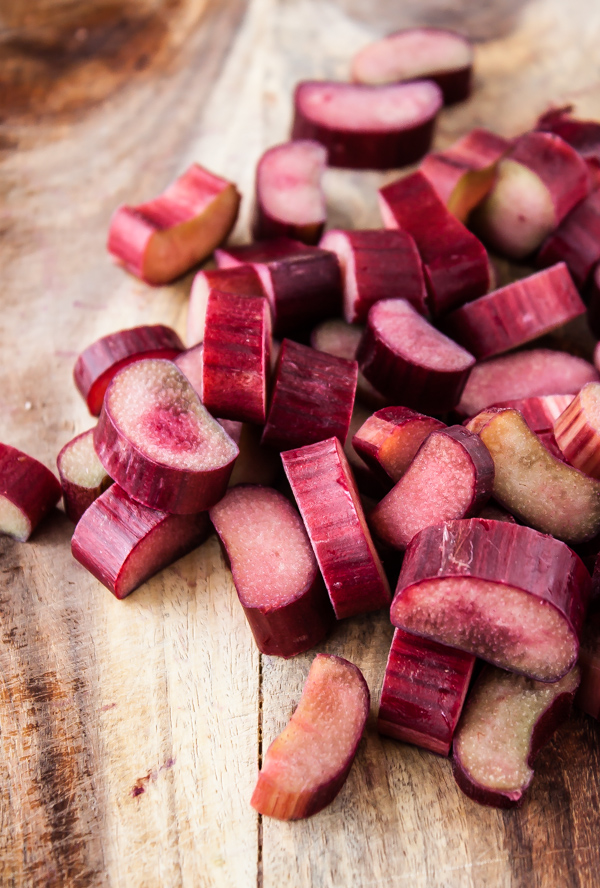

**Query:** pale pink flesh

left=186, top=266, right=265, bottom=347
left=174, top=343, right=204, bottom=400
left=553, top=383, right=600, bottom=479
left=0, top=442, right=61, bottom=542
left=310, top=318, right=386, bottom=407
left=351, top=28, right=473, bottom=85
left=352, top=407, right=446, bottom=483
left=57, top=429, right=112, bottom=523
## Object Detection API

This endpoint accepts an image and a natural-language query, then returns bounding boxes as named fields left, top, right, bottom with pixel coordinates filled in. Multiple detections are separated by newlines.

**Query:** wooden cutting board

left=2, top=1, right=600, bottom=885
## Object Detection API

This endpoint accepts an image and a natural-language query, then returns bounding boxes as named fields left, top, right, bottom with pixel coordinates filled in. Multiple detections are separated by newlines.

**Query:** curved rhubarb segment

left=251, top=653, right=369, bottom=819
left=453, top=664, right=580, bottom=808
left=174, top=343, right=204, bottom=400
left=71, top=484, right=209, bottom=599
left=186, top=266, right=265, bottom=347
left=209, top=486, right=333, bottom=657
left=536, top=105, right=600, bottom=186
left=0, top=443, right=61, bottom=542
left=553, top=383, right=600, bottom=479
left=94, top=359, right=239, bottom=514
left=576, top=612, right=600, bottom=720
left=57, top=429, right=112, bottom=523
left=378, top=628, right=475, bottom=755
left=310, top=319, right=386, bottom=408
left=490, top=394, right=575, bottom=432
left=537, top=190, right=600, bottom=288
left=357, top=299, right=475, bottom=413
left=291, top=80, right=442, bottom=170
left=282, top=437, right=391, bottom=619
left=391, top=518, right=590, bottom=682
left=107, top=164, right=241, bottom=285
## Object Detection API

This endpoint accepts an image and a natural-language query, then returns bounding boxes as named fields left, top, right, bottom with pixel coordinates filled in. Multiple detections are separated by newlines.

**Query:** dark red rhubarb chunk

left=453, top=664, right=580, bottom=808
left=106, top=164, right=241, bottom=285
left=187, top=265, right=265, bottom=347
left=282, top=437, right=391, bottom=619
left=251, top=654, right=369, bottom=820
left=57, top=429, right=112, bottom=523
left=310, top=319, right=386, bottom=408
left=553, top=383, right=600, bottom=479
left=174, top=343, right=204, bottom=400
left=357, top=298, right=475, bottom=413
left=536, top=105, right=600, bottom=186
left=489, top=394, right=575, bottom=433
left=262, top=340, right=357, bottom=452
left=71, top=484, right=209, bottom=599
left=215, top=238, right=342, bottom=336
left=291, top=80, right=442, bottom=171
left=378, top=628, right=475, bottom=755
left=443, top=264, right=585, bottom=361
left=537, top=190, right=600, bottom=288
left=94, top=359, right=239, bottom=514
left=209, top=486, right=333, bottom=657
left=351, top=27, right=473, bottom=105
left=74, top=324, right=184, bottom=417
left=576, top=611, right=600, bottom=720
left=0, top=443, right=61, bottom=542
left=253, top=140, right=327, bottom=245
left=319, top=229, right=426, bottom=323
left=391, top=518, right=590, bottom=682
left=379, top=171, right=490, bottom=316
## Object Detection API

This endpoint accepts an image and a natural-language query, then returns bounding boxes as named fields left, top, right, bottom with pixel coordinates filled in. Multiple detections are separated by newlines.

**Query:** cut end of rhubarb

left=58, top=429, right=108, bottom=490
left=0, top=495, right=31, bottom=542
left=0, top=442, right=61, bottom=541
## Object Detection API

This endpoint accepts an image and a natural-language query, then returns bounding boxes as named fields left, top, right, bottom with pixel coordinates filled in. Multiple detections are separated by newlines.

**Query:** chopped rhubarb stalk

left=291, top=80, right=442, bottom=171
left=490, top=394, right=575, bottom=433
left=186, top=266, right=265, bottom=347
left=473, top=132, right=590, bottom=259
left=202, top=290, right=271, bottom=425
left=174, top=343, right=204, bottom=400
left=94, top=359, right=239, bottom=514
left=466, top=407, right=600, bottom=543
left=228, top=425, right=281, bottom=488
left=553, top=383, right=600, bottom=479
left=420, top=128, right=510, bottom=221
left=536, top=105, right=600, bottom=186
left=453, top=664, right=580, bottom=808
left=215, top=238, right=342, bottom=336
left=443, top=264, right=586, bottom=361
left=252, top=140, right=327, bottom=245
left=107, top=164, right=241, bottom=285
left=282, top=437, right=391, bottom=619
left=537, top=190, right=600, bottom=288
left=378, top=628, right=475, bottom=755
left=343, top=402, right=390, bottom=499
left=456, top=348, right=599, bottom=418
left=351, top=28, right=473, bottom=105
left=0, top=443, right=61, bottom=542
left=210, top=486, right=333, bottom=657
left=319, top=228, right=427, bottom=323
left=251, top=654, right=369, bottom=819
left=353, top=406, right=446, bottom=484
left=357, top=299, right=475, bottom=413
left=370, top=426, right=494, bottom=550
left=71, top=484, right=209, bottom=599
left=262, top=340, right=357, bottom=452
left=310, top=319, right=386, bottom=408
left=74, top=324, right=184, bottom=417
left=576, top=612, right=600, bottom=720
left=379, top=172, right=490, bottom=316
left=391, top=518, right=590, bottom=681
left=57, top=429, right=112, bottom=524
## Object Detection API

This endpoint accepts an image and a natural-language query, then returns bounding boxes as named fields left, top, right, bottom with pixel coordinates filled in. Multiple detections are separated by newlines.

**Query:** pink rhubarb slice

left=553, top=382, right=600, bottom=479
left=537, top=189, right=600, bottom=288
left=489, top=394, right=575, bottom=433
left=536, top=105, right=600, bottom=186
left=57, top=429, right=112, bottom=523
left=0, top=443, right=61, bottom=542
left=310, top=318, right=386, bottom=408
left=186, top=265, right=265, bottom=347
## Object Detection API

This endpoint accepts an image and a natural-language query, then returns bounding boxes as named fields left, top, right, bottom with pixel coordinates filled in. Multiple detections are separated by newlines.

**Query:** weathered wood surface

left=1, top=0, right=600, bottom=886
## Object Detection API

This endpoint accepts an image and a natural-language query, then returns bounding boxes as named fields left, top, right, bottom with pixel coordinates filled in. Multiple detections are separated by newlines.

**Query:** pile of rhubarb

left=5, top=26, right=600, bottom=821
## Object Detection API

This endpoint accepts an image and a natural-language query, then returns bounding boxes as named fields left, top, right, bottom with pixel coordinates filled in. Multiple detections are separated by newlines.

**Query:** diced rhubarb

left=536, top=105, right=600, bottom=186
left=378, top=628, right=475, bottom=755
left=489, top=394, right=575, bottom=432
left=57, top=429, right=112, bottom=523
left=291, top=80, right=442, bottom=170
left=94, top=359, right=239, bottom=514
left=553, top=383, right=600, bottom=479
left=186, top=266, right=265, bottom=347
left=0, top=443, right=61, bottom=542
left=576, top=611, right=600, bottom=720
left=282, top=437, right=391, bottom=619
left=174, top=343, right=204, bottom=400
left=209, top=486, right=333, bottom=657
left=310, top=319, right=386, bottom=408
left=391, top=518, right=590, bottom=681
left=71, top=484, right=209, bottom=599
left=379, top=171, right=490, bottom=316
left=537, top=190, right=600, bottom=288
left=251, top=654, right=369, bottom=819
left=343, top=402, right=390, bottom=499
left=107, top=164, right=241, bottom=285
left=453, top=664, right=580, bottom=808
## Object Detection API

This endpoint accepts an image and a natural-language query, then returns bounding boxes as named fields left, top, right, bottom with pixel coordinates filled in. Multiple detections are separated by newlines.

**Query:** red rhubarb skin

left=174, top=343, right=204, bottom=400
left=378, top=628, right=475, bottom=755
left=553, top=384, right=600, bottom=478
left=74, top=325, right=184, bottom=416
left=57, top=429, right=113, bottom=524
left=0, top=443, right=61, bottom=541
left=378, top=171, right=490, bottom=316
left=537, top=189, right=600, bottom=288
left=489, top=394, right=575, bottom=433
left=71, top=484, right=209, bottom=599
left=536, top=106, right=600, bottom=187
left=187, top=265, right=265, bottom=347
left=282, top=437, right=391, bottom=619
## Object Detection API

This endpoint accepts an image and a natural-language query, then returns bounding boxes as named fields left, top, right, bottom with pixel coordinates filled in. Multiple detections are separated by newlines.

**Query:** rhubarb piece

left=215, top=239, right=342, bottom=336
left=353, top=406, right=446, bottom=484
left=443, top=264, right=585, bottom=360
left=319, top=228, right=426, bottom=323
left=107, top=164, right=241, bottom=285
left=310, top=319, right=386, bottom=408
left=174, top=343, right=204, bottom=400
left=210, top=486, right=333, bottom=657
left=391, top=518, right=590, bottom=681
left=351, top=28, right=473, bottom=105
left=576, top=612, right=600, bottom=720
left=228, top=425, right=281, bottom=488
left=291, top=80, right=442, bottom=171
left=262, top=340, right=357, bottom=452
left=379, top=171, right=490, bottom=316
left=343, top=403, right=389, bottom=499
left=251, top=654, right=369, bottom=819
left=357, top=299, right=475, bottom=413
left=553, top=383, right=600, bottom=479
left=0, top=443, right=61, bottom=542
left=490, top=394, right=575, bottom=433
left=473, top=132, right=589, bottom=259
left=252, top=141, right=327, bottom=245
left=537, top=190, right=600, bottom=288
left=536, top=105, right=600, bottom=186
left=186, top=266, right=265, bottom=347
left=57, top=429, right=112, bottom=523
left=453, top=664, right=580, bottom=808
left=370, top=426, right=494, bottom=550
left=378, top=628, right=475, bottom=755
left=282, top=437, right=391, bottom=619
left=94, top=359, right=239, bottom=514
left=71, top=484, right=209, bottom=599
